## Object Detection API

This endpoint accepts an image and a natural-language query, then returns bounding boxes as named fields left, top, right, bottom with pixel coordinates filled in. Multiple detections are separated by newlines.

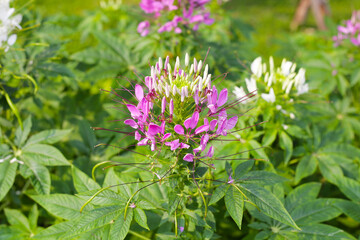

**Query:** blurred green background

left=32, top=0, right=360, bottom=57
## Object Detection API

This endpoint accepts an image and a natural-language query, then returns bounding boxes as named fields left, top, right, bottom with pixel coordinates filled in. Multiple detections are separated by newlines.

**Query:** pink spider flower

left=137, top=0, right=214, bottom=36
left=103, top=54, right=250, bottom=165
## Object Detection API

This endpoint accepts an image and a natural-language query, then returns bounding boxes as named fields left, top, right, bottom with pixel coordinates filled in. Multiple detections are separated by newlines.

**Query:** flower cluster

left=0, top=0, right=22, bottom=52
left=122, top=54, right=238, bottom=162
left=137, top=0, right=214, bottom=36
left=234, top=56, right=308, bottom=119
left=333, top=10, right=360, bottom=47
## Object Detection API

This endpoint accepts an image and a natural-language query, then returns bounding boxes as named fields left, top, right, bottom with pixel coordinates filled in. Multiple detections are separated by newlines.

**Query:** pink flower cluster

left=137, top=0, right=214, bottom=36
left=123, top=54, right=238, bottom=162
left=333, top=10, right=360, bottom=47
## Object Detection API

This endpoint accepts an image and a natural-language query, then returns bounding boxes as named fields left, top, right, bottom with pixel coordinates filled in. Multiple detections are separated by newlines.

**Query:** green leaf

left=77, top=189, right=126, bottom=205
left=317, top=155, right=343, bottom=183
left=37, top=63, right=75, bottom=78
left=334, top=200, right=360, bottom=222
left=109, top=209, right=133, bottom=240
left=72, top=166, right=100, bottom=193
left=78, top=119, right=97, bottom=151
left=248, top=140, right=268, bottom=160
left=61, top=205, right=123, bottom=239
left=279, top=131, right=293, bottom=165
left=136, top=200, right=156, bottom=210
left=299, top=224, right=356, bottom=240
left=262, top=128, right=277, bottom=146
left=26, top=160, right=51, bottom=195
left=33, top=221, right=74, bottom=239
left=4, top=209, right=31, bottom=232
left=22, top=144, right=69, bottom=166
left=30, top=194, right=94, bottom=220
left=0, top=161, right=18, bottom=201
left=285, top=182, right=322, bottom=213
left=292, top=199, right=342, bottom=225
left=134, top=208, right=149, bottom=230
left=333, top=176, right=360, bottom=202
left=93, top=31, right=129, bottom=63
left=234, top=160, right=254, bottom=179
left=168, top=191, right=181, bottom=215
left=209, top=184, right=230, bottom=206
left=337, top=74, right=348, bottom=96
left=25, top=129, right=71, bottom=146
left=103, top=168, right=131, bottom=199
left=240, top=183, right=299, bottom=229
left=295, top=155, right=317, bottom=184
left=225, top=186, right=244, bottom=230
left=14, top=116, right=32, bottom=147
left=239, top=171, right=288, bottom=185
left=28, top=204, right=39, bottom=231
left=350, top=68, right=360, bottom=86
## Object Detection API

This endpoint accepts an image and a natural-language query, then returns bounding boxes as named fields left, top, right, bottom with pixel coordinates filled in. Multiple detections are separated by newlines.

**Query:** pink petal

left=180, top=143, right=190, bottom=149
left=208, top=104, right=217, bottom=113
left=170, top=139, right=180, bottom=151
left=226, top=116, right=238, bottom=130
left=162, top=133, right=171, bottom=140
left=148, top=123, right=162, bottom=136
left=138, top=138, right=149, bottom=146
left=217, top=89, right=228, bottom=107
left=124, top=119, right=138, bottom=129
left=161, top=121, right=166, bottom=134
left=135, top=131, right=141, bottom=141
left=195, top=124, right=209, bottom=135
left=210, top=119, right=217, bottom=131
left=174, top=125, right=185, bottom=135
left=212, top=86, right=218, bottom=104
left=206, top=146, right=214, bottom=158
left=183, top=153, right=194, bottom=162
left=184, top=118, right=192, bottom=129
left=126, top=104, right=141, bottom=119
left=161, top=97, right=166, bottom=114
left=190, top=111, right=199, bottom=129
left=135, top=84, right=144, bottom=101
left=170, top=99, right=174, bottom=115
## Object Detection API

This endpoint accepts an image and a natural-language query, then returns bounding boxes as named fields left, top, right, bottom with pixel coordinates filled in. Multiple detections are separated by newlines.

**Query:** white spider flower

left=0, top=0, right=22, bottom=52
left=261, top=88, right=276, bottom=103
left=251, top=57, right=262, bottom=78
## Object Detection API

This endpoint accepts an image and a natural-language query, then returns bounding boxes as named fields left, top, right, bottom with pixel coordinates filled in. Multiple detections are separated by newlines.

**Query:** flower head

left=119, top=54, right=240, bottom=162
left=234, top=56, right=308, bottom=119
left=333, top=10, right=360, bottom=47
left=137, top=0, right=214, bottom=36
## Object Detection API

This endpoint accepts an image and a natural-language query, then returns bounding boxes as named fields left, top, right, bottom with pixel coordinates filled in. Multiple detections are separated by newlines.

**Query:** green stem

left=128, top=230, right=151, bottom=240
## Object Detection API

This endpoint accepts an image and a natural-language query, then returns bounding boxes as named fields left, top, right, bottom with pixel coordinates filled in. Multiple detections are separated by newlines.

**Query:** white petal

left=7, top=34, right=17, bottom=45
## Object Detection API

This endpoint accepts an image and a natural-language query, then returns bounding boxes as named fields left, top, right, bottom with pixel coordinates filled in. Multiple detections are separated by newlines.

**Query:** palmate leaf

left=295, top=155, right=318, bottom=184
left=0, top=161, right=18, bottom=201
left=334, top=200, right=360, bottom=223
left=25, top=159, right=51, bottom=195
left=238, top=171, right=288, bottom=185
left=209, top=184, right=229, bottom=206
left=239, top=183, right=299, bottom=230
left=29, top=194, right=94, bottom=220
left=285, top=182, right=322, bottom=213
left=33, top=221, right=75, bottom=239
left=21, top=144, right=69, bottom=166
left=109, top=209, right=133, bottom=240
left=291, top=199, right=342, bottom=225
left=298, top=224, right=356, bottom=240
left=72, top=166, right=100, bottom=193
left=60, top=205, right=124, bottom=239
left=134, top=208, right=150, bottom=230
left=14, top=116, right=32, bottom=147
left=4, top=209, right=31, bottom=233
left=225, top=186, right=244, bottom=230
left=25, top=129, right=71, bottom=146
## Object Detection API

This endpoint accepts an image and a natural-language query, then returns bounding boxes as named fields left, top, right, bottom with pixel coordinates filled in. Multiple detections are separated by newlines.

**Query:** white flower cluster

left=0, top=0, right=22, bottom=52
left=147, top=53, right=212, bottom=102
left=234, top=56, right=308, bottom=104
